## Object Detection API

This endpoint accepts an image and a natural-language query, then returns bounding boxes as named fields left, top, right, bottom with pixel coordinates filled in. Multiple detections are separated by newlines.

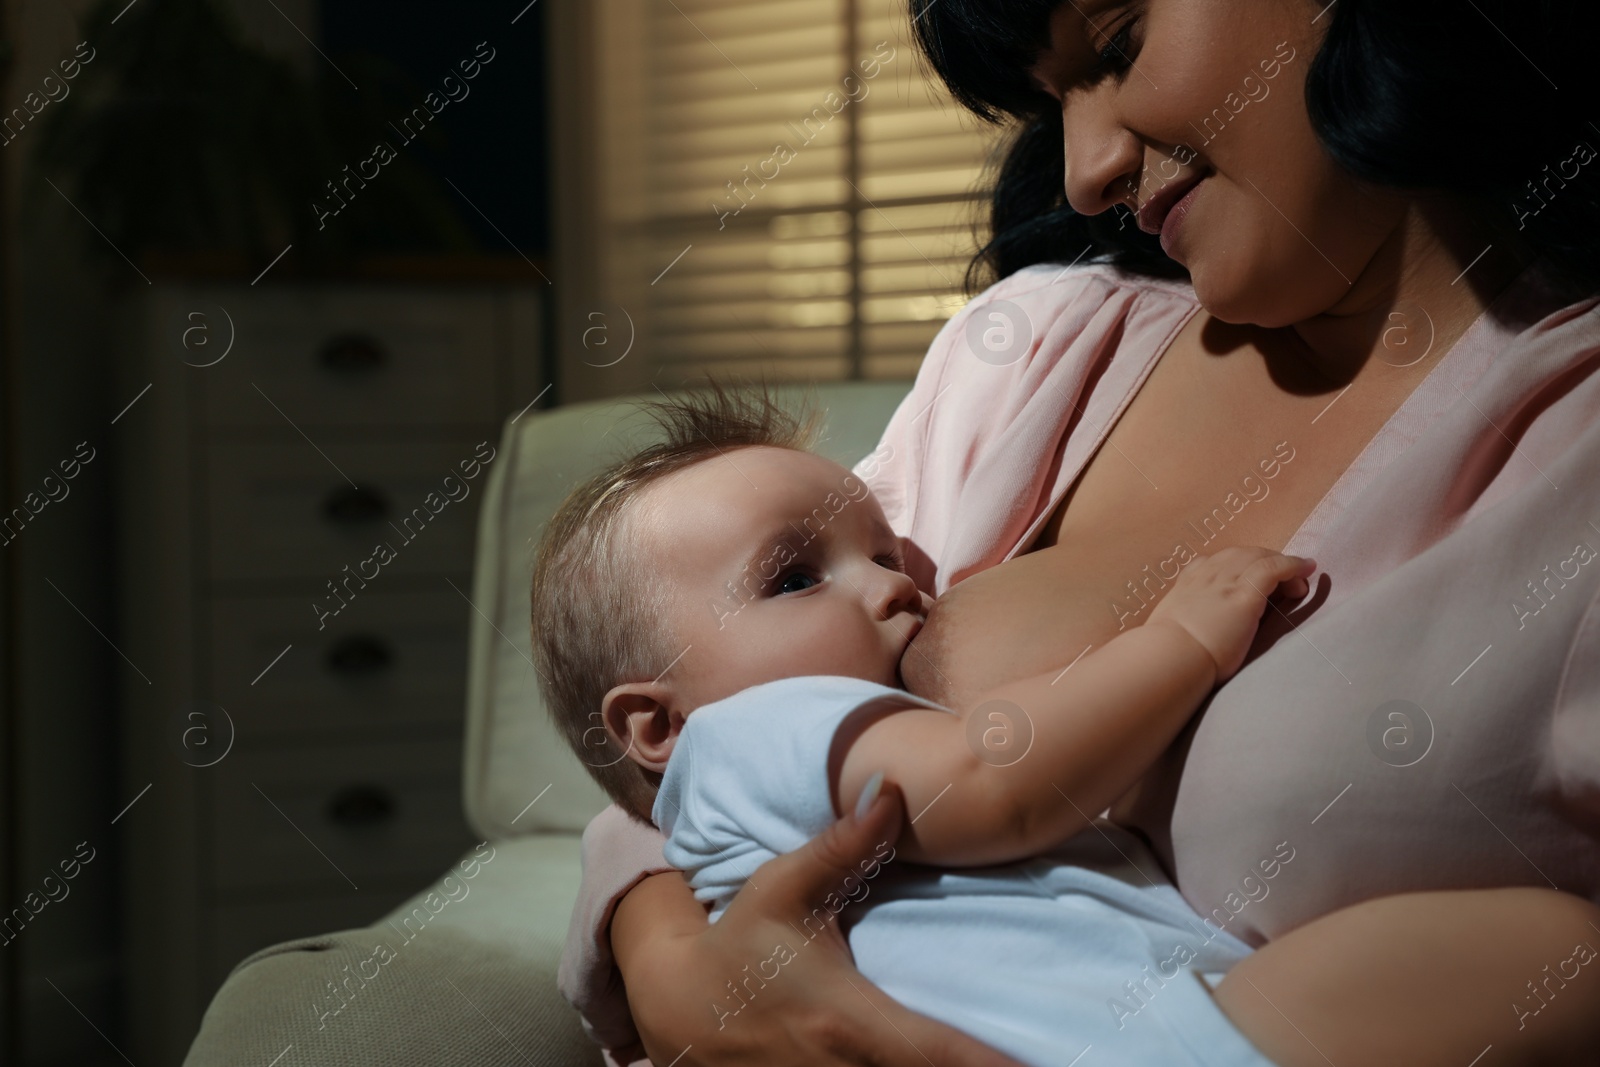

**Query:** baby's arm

left=835, top=618, right=1215, bottom=866
left=833, top=547, right=1314, bottom=868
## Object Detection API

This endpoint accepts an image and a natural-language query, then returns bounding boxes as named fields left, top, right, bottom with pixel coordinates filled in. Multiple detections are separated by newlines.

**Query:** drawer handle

left=327, top=784, right=396, bottom=827
left=318, top=334, right=388, bottom=374
left=326, top=634, right=394, bottom=676
left=321, top=484, right=389, bottom=524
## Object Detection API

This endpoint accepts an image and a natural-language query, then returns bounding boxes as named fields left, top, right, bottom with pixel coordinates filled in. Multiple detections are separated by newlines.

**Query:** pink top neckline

left=998, top=254, right=1573, bottom=572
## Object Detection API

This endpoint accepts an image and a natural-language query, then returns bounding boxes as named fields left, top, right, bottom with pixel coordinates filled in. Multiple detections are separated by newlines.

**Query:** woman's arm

left=556, top=804, right=677, bottom=1062
left=611, top=784, right=1029, bottom=1067
left=1211, top=887, right=1600, bottom=1067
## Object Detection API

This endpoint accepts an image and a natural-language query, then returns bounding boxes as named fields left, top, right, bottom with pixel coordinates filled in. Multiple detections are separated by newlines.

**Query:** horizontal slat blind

left=597, top=0, right=1001, bottom=383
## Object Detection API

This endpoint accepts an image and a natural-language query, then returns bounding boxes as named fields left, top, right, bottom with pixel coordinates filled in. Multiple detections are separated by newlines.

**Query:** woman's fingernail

left=855, top=770, right=885, bottom=819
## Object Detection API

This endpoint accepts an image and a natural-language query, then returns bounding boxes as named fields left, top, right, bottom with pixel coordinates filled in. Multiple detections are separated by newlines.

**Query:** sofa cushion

left=187, top=834, right=594, bottom=1067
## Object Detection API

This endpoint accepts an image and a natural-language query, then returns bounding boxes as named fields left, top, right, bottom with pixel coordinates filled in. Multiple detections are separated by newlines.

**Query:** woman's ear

left=600, top=681, right=684, bottom=773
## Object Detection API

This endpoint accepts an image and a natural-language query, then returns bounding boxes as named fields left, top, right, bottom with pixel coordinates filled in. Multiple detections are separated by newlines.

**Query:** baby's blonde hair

left=530, top=378, right=824, bottom=824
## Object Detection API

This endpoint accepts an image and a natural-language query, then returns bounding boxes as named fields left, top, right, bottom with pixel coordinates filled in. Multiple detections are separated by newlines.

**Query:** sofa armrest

left=183, top=833, right=603, bottom=1067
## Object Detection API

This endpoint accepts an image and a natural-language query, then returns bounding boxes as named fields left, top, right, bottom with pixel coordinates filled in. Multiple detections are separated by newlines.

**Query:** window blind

left=588, top=0, right=1004, bottom=382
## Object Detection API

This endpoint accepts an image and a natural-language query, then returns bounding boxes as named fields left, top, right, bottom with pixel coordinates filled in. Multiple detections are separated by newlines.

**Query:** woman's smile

left=1158, top=175, right=1207, bottom=258
left=1135, top=169, right=1207, bottom=237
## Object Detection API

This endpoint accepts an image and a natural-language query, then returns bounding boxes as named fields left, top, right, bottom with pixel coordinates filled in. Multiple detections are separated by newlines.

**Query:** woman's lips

left=1136, top=171, right=1206, bottom=235
left=1160, top=178, right=1206, bottom=256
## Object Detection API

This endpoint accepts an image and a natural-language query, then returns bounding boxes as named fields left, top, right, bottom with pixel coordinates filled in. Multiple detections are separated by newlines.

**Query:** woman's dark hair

left=912, top=0, right=1600, bottom=299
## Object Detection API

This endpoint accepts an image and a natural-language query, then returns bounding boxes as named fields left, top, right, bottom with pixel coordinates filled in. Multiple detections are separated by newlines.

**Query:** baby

left=532, top=382, right=1600, bottom=1067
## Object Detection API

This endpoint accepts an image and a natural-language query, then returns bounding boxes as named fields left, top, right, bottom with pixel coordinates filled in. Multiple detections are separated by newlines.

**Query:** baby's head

left=530, top=381, right=928, bottom=825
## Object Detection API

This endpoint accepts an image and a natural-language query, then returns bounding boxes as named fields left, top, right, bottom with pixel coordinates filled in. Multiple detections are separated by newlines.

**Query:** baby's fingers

left=1245, top=553, right=1317, bottom=599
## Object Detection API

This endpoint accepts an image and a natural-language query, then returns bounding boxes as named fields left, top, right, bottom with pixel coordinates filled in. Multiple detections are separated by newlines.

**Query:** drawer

left=210, top=587, right=469, bottom=736
left=197, top=289, right=502, bottom=429
left=207, top=887, right=418, bottom=990
left=204, top=438, right=491, bottom=582
left=210, top=736, right=473, bottom=893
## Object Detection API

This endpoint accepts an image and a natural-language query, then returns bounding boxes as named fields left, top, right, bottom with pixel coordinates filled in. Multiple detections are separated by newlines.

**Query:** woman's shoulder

left=934, top=259, right=1200, bottom=375
left=908, top=259, right=1195, bottom=382
left=912, top=258, right=1199, bottom=393
left=1505, top=255, right=1600, bottom=341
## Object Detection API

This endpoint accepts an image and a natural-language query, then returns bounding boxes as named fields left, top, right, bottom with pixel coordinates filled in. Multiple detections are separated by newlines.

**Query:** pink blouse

left=558, top=257, right=1600, bottom=1065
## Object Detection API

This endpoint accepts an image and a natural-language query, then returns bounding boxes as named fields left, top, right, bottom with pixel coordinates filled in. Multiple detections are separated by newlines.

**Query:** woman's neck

left=1284, top=196, right=1540, bottom=392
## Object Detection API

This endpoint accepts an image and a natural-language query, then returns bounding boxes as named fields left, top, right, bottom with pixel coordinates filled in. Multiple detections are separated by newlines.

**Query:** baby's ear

left=600, top=681, right=681, bottom=773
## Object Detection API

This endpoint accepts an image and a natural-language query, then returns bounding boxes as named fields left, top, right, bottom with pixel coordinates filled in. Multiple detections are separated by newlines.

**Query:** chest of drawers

left=111, top=279, right=545, bottom=1063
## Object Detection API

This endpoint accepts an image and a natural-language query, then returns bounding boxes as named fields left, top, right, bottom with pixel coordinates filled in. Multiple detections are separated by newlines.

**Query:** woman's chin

left=1189, top=259, right=1295, bottom=328
left=1187, top=263, right=1250, bottom=323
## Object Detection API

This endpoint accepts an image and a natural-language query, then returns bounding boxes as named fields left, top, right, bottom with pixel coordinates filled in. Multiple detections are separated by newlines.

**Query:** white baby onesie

left=655, top=674, right=1278, bottom=1067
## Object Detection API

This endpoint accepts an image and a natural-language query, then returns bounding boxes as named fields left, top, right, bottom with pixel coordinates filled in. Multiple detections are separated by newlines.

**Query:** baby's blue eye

left=776, top=572, right=818, bottom=595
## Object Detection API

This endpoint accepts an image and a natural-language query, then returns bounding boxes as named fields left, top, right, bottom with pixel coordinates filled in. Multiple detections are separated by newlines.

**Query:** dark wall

left=0, top=1, right=551, bottom=1062
left=320, top=0, right=550, bottom=254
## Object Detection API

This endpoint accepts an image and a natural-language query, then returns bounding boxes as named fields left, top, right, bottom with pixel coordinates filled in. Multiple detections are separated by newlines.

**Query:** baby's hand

left=1146, top=547, right=1316, bottom=682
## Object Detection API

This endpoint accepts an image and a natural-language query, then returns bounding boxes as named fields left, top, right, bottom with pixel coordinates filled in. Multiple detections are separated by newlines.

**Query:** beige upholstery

left=185, top=835, right=597, bottom=1066
left=184, top=380, right=915, bottom=1066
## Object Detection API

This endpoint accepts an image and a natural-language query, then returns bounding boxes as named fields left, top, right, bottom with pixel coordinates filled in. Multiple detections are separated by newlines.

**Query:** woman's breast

left=1160, top=499, right=1600, bottom=945
left=899, top=430, right=1325, bottom=710
left=900, top=542, right=1140, bottom=708
left=899, top=315, right=1378, bottom=708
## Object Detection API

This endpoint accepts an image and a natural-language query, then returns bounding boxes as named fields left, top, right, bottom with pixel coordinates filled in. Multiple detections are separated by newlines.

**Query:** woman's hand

left=611, top=781, right=1028, bottom=1067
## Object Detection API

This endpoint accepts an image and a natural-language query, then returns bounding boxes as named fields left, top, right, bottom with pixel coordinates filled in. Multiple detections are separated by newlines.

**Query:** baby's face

left=631, top=446, right=929, bottom=713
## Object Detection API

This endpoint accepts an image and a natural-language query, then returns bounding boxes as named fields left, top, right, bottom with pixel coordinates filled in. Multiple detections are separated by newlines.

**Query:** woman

left=558, top=0, right=1600, bottom=1063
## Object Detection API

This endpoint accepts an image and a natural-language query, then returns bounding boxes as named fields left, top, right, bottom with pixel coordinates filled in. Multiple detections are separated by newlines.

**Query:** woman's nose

left=1058, top=93, right=1144, bottom=220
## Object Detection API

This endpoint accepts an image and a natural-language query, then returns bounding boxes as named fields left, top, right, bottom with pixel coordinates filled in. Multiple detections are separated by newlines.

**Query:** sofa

left=181, top=379, right=916, bottom=1066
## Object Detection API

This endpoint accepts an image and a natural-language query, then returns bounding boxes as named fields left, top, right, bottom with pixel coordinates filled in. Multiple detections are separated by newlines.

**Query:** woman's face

left=1028, top=0, right=1405, bottom=328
